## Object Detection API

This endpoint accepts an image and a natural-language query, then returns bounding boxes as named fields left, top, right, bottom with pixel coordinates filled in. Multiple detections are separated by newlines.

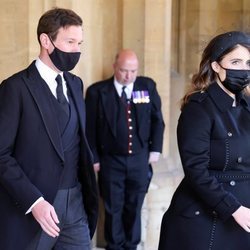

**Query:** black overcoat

left=0, top=62, right=98, bottom=250
left=159, top=82, right=250, bottom=250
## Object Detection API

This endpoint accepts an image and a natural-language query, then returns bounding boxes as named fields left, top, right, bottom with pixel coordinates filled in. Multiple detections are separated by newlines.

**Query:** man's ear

left=211, top=61, right=220, bottom=73
left=39, top=33, right=51, bottom=49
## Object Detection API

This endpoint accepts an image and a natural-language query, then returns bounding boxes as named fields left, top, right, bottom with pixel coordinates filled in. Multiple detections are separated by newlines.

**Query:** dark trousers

left=99, top=150, right=150, bottom=250
left=26, top=184, right=91, bottom=250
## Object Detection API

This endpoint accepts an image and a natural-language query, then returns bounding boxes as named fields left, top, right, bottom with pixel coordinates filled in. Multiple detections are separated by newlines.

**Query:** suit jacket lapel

left=24, top=62, right=64, bottom=161
left=64, top=73, right=94, bottom=163
left=100, top=79, right=118, bottom=137
left=64, top=72, right=86, bottom=133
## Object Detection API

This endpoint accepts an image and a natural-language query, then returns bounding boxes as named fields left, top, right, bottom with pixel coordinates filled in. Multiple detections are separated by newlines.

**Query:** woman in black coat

left=159, top=31, right=250, bottom=250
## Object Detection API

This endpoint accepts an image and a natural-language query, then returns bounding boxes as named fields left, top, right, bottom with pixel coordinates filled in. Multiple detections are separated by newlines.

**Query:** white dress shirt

left=114, top=78, right=134, bottom=100
left=35, top=58, right=68, bottom=101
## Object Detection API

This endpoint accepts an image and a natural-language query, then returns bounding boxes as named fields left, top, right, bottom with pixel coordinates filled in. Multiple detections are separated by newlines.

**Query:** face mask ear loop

left=216, top=62, right=225, bottom=83
left=216, top=73, right=223, bottom=84
left=48, top=35, right=56, bottom=49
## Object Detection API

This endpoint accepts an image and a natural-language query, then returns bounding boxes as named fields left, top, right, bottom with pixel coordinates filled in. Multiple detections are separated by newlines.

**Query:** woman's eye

left=231, top=61, right=239, bottom=65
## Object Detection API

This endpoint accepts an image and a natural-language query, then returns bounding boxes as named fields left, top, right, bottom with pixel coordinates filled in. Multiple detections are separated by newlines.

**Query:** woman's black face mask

left=218, top=64, right=250, bottom=94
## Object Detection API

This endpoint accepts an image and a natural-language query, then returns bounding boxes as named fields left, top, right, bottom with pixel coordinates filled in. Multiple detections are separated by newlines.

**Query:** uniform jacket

left=159, top=82, right=250, bottom=250
left=0, top=62, right=98, bottom=250
left=85, top=76, right=165, bottom=163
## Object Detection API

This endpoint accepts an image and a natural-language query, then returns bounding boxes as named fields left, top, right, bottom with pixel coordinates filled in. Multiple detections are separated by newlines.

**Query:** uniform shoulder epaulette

left=189, top=91, right=208, bottom=103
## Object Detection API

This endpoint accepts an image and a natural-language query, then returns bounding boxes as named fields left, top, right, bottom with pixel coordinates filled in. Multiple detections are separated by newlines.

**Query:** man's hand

left=93, top=162, right=100, bottom=172
left=32, top=199, right=60, bottom=237
left=148, top=152, right=160, bottom=164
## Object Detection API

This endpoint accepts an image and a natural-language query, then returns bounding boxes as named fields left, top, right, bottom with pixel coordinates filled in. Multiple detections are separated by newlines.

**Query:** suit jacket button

left=227, top=132, right=232, bottom=137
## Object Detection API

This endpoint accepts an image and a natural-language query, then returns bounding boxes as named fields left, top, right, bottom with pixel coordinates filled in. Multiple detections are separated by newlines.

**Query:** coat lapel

left=64, top=72, right=86, bottom=133
left=100, top=79, right=118, bottom=137
left=64, top=72, right=93, bottom=162
left=23, top=62, right=64, bottom=161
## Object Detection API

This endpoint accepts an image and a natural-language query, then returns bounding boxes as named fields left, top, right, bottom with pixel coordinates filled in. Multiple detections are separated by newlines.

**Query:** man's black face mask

left=49, top=37, right=81, bottom=72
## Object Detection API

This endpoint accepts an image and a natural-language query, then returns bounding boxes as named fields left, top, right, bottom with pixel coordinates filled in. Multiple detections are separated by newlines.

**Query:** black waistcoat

left=50, top=91, right=80, bottom=189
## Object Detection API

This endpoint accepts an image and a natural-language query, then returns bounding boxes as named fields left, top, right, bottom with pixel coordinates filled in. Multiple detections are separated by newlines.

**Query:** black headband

left=210, top=31, right=250, bottom=61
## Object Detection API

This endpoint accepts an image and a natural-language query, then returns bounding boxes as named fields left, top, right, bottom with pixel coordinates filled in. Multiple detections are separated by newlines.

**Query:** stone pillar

left=101, top=0, right=123, bottom=79
left=0, top=0, right=29, bottom=81
left=122, top=0, right=170, bottom=156
left=243, top=0, right=250, bottom=28
left=28, top=1, right=45, bottom=62
left=143, top=1, right=172, bottom=248
left=122, top=0, right=145, bottom=70
left=144, top=0, right=171, bottom=156
left=71, top=0, right=104, bottom=86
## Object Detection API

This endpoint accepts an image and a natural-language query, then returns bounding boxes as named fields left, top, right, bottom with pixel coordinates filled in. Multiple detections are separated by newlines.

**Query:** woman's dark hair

left=180, top=31, right=250, bottom=110
left=37, top=8, right=82, bottom=44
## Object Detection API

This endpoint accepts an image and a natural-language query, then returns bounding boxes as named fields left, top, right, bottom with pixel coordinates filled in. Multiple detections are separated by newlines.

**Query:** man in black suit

left=0, top=8, right=98, bottom=250
left=85, top=49, right=165, bottom=250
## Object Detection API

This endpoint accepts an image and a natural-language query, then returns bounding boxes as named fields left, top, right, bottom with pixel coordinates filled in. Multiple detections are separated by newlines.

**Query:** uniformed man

left=85, top=49, right=165, bottom=250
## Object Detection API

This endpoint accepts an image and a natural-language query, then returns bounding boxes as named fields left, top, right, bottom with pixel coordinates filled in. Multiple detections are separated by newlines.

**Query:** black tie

left=55, top=74, right=69, bottom=116
left=121, top=86, right=127, bottom=103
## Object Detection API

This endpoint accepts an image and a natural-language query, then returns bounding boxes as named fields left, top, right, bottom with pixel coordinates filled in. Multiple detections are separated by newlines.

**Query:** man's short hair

left=37, top=7, right=82, bottom=44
